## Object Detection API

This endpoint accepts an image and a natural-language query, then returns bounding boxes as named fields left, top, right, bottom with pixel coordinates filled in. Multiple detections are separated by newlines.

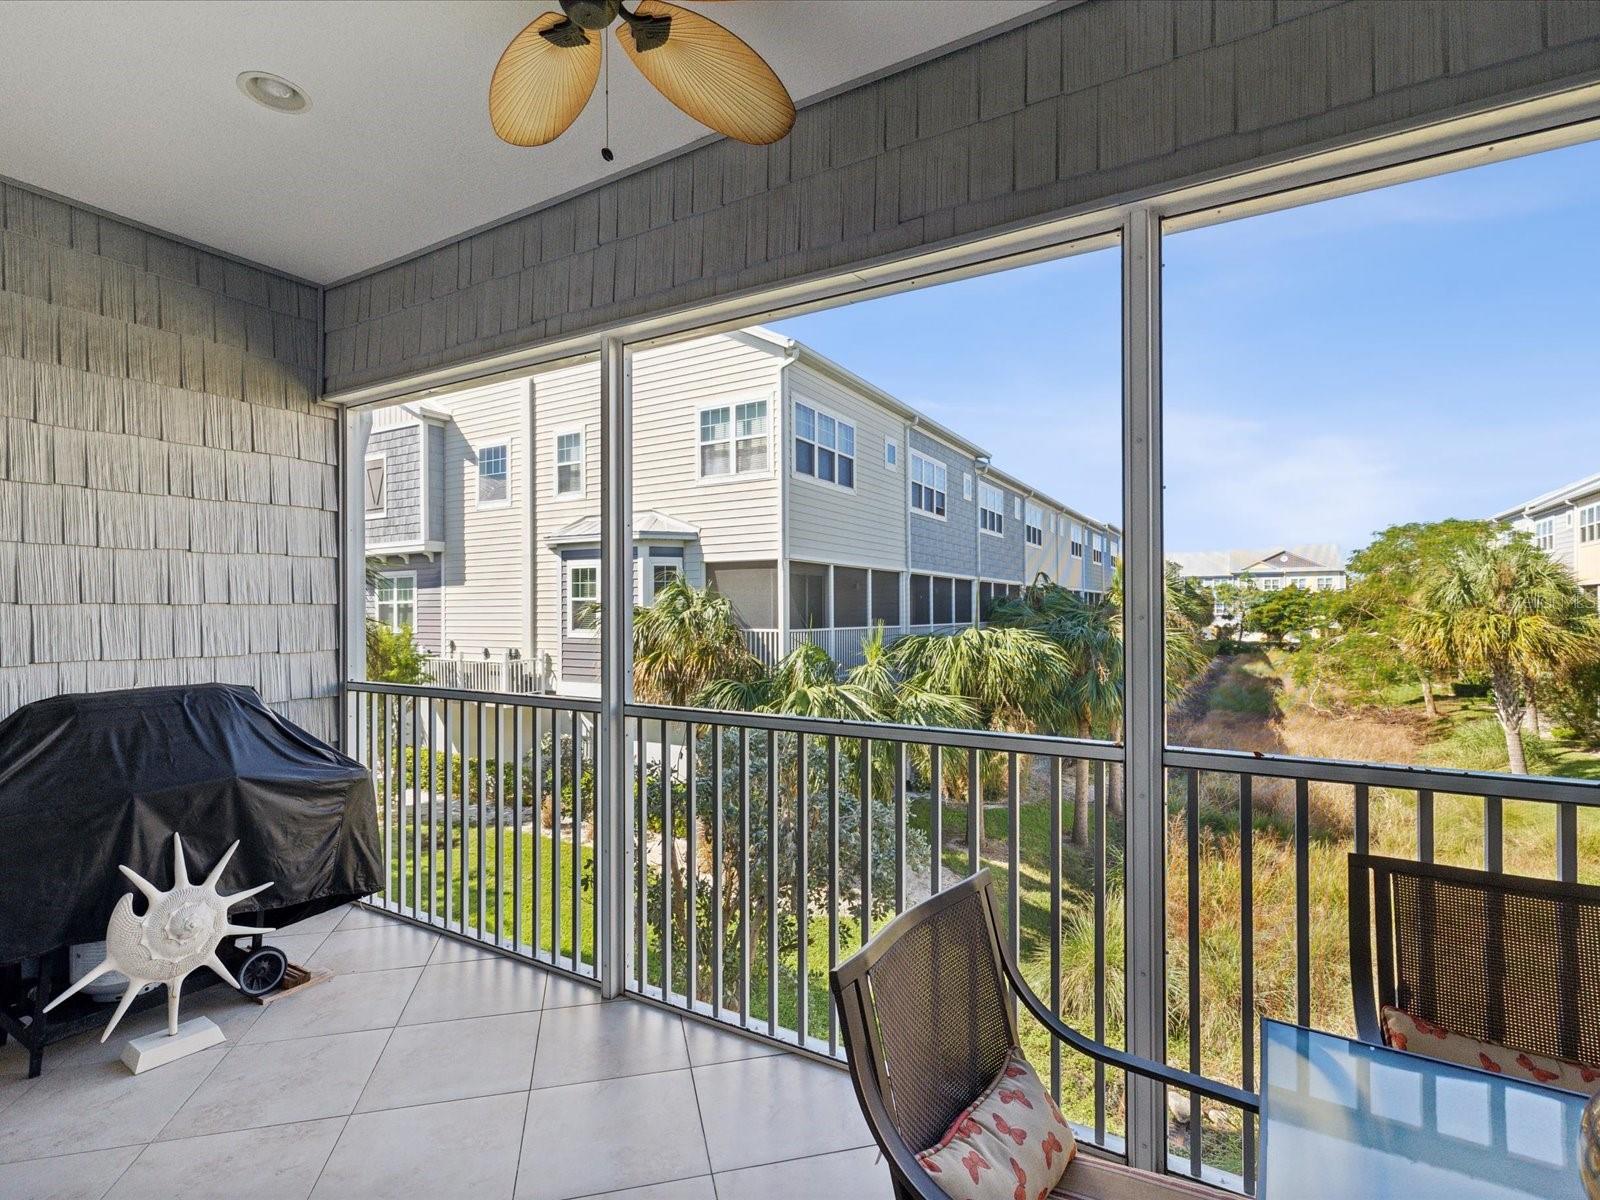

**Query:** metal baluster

left=380, top=693, right=391, bottom=904
left=396, top=696, right=406, bottom=911
left=410, top=695, right=420, bottom=917
left=1187, top=769, right=1202, bottom=1177
left=1557, top=803, right=1579, bottom=882
left=712, top=725, right=725, bottom=1020
left=660, top=718, right=672, bottom=999
left=476, top=701, right=486, bottom=940
left=1295, top=777, right=1310, bottom=1028
left=1007, top=753, right=1020, bottom=967
left=589, top=714, right=600, bottom=975
left=444, top=700, right=454, bottom=930
left=894, top=742, right=907, bottom=915
left=930, top=748, right=943, bottom=895
left=827, top=735, right=839, bottom=1056
left=1241, top=773, right=1256, bottom=1197
left=766, top=728, right=778, bottom=1038
left=860, top=738, right=873, bottom=945
left=1484, top=795, right=1503, bottom=874
left=1049, top=757, right=1063, bottom=1103
left=1417, top=788, right=1434, bottom=863
left=427, top=697, right=436, bottom=926
left=687, top=722, right=698, bottom=1009
left=967, top=748, right=981, bottom=876
left=636, top=717, right=647, bottom=988
left=553, top=708, right=564, bottom=965
left=532, top=709, right=544, bottom=959
left=495, top=705, right=505, bottom=944
left=513, top=706, right=523, bottom=951
left=571, top=711, right=582, bottom=972
left=797, top=731, right=809, bottom=1049
left=1093, top=756, right=1106, bottom=1144
left=739, top=727, right=751, bottom=1027
left=1354, top=782, right=1370, bottom=857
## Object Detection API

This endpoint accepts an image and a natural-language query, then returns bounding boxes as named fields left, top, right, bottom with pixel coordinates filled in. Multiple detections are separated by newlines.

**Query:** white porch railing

left=423, top=654, right=547, bottom=695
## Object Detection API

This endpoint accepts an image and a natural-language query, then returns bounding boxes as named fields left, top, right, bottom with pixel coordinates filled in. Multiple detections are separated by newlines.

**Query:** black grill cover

left=0, top=684, right=382, bottom=964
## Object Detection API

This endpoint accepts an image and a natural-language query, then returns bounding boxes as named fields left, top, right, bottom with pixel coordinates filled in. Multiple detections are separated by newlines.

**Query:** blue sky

left=771, top=137, right=1600, bottom=559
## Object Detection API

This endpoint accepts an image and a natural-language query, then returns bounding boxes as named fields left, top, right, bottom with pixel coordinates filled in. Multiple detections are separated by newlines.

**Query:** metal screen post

left=599, top=336, right=632, bottom=997
left=1122, top=206, right=1167, bottom=1174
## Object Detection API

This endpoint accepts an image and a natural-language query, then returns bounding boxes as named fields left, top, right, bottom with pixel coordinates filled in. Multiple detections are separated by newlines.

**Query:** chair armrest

left=1001, top=954, right=1260, bottom=1114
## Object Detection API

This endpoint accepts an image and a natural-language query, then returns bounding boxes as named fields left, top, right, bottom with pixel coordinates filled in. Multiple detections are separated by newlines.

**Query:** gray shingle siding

left=322, top=0, right=1600, bottom=395
left=907, top=429, right=976, bottom=576
left=428, top=423, right=446, bottom=543
left=366, top=423, right=421, bottom=545
left=976, top=479, right=1026, bottom=584
left=0, top=180, right=335, bottom=738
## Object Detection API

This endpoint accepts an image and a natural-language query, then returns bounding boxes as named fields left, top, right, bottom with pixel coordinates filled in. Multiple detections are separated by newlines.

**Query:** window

left=699, top=400, right=768, bottom=477
left=652, top=561, right=681, bottom=595
left=910, top=452, right=946, bottom=517
left=1581, top=504, right=1600, bottom=544
left=1091, top=534, right=1104, bottom=564
left=567, top=563, right=599, bottom=636
left=554, top=432, right=582, bottom=496
left=793, top=401, right=854, bottom=488
left=955, top=580, right=973, bottom=624
left=834, top=567, right=869, bottom=627
left=979, top=581, right=1019, bottom=620
left=364, top=454, right=386, bottom=517
left=1316, top=575, right=1336, bottom=591
left=790, top=562, right=829, bottom=629
left=1070, top=525, right=1083, bottom=558
left=1025, top=503, right=1044, bottom=546
left=910, top=574, right=932, bottom=626
left=374, top=573, right=415, bottom=632
left=962, top=472, right=973, bottom=501
left=979, top=482, right=1005, bottom=535
left=1536, top=518, right=1555, bottom=551
left=1013, top=496, right=1023, bottom=520
left=477, top=443, right=509, bottom=505
left=885, top=438, right=898, bottom=469
left=871, top=570, right=900, bottom=626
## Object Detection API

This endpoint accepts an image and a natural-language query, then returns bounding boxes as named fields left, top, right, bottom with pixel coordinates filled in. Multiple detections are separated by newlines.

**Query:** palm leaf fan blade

left=490, top=13, right=602, bottom=147
left=617, top=1, right=795, bottom=146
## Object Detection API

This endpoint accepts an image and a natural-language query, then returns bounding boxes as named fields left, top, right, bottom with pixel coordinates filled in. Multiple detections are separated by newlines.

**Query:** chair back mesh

left=1389, top=867, right=1600, bottom=1065
left=863, top=888, right=1015, bottom=1152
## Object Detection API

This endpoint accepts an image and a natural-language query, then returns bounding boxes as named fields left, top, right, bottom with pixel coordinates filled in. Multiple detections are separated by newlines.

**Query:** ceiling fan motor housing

left=560, top=0, right=622, bottom=31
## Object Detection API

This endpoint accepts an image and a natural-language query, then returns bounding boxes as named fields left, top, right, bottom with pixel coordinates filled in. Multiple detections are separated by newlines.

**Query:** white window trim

left=962, top=472, right=973, bottom=502
left=695, top=394, right=772, bottom=482
left=1025, top=502, right=1045, bottom=547
left=885, top=437, right=898, bottom=470
left=908, top=450, right=948, bottom=522
left=475, top=440, right=513, bottom=510
left=1580, top=503, right=1600, bottom=544
left=979, top=481, right=1006, bottom=538
left=364, top=452, right=387, bottom=520
left=550, top=428, right=585, bottom=499
left=566, top=560, right=600, bottom=638
left=374, top=570, right=417, bottom=632
left=791, top=397, right=857, bottom=492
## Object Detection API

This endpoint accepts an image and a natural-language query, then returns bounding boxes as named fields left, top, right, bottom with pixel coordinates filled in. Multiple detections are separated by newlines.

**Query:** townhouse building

left=1496, top=472, right=1600, bottom=606
left=363, top=328, right=1118, bottom=696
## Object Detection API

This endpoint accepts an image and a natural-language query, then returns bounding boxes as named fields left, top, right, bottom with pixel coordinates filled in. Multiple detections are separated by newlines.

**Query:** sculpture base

left=121, top=1016, right=225, bottom=1075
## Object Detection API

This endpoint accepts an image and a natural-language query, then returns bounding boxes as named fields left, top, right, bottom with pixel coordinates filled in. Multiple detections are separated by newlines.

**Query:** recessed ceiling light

left=237, top=71, right=309, bottom=114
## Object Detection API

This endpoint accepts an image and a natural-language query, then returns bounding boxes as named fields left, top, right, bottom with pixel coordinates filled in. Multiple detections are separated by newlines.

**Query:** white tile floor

left=0, top=906, right=891, bottom=1200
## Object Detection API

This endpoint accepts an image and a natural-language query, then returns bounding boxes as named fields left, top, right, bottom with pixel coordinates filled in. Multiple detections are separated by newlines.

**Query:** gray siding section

left=907, top=429, right=977, bottom=576
left=977, top=478, right=1027, bottom=584
left=324, top=0, right=1600, bottom=394
left=559, top=547, right=599, bottom=684
left=427, top=423, right=446, bottom=543
left=0, top=180, right=334, bottom=738
left=366, top=423, right=421, bottom=545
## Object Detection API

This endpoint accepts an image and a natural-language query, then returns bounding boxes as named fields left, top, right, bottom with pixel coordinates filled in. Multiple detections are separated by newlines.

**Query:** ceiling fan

left=489, top=0, right=796, bottom=151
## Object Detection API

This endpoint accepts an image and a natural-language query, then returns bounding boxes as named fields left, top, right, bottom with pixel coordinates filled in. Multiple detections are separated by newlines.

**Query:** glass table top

left=1261, top=1018, right=1589, bottom=1199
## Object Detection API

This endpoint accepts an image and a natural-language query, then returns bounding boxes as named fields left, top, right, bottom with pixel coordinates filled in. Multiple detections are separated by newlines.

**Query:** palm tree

left=887, top=625, right=1072, bottom=732
left=633, top=577, right=762, bottom=705
left=1407, top=535, right=1600, bottom=774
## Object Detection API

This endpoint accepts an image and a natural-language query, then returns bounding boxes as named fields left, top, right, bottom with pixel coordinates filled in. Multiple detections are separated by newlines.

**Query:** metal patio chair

left=830, top=870, right=1257, bottom=1199
left=1349, top=853, right=1600, bottom=1065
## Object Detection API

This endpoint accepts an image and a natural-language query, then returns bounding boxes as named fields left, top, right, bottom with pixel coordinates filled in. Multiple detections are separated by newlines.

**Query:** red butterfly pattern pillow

left=915, top=1048, right=1077, bottom=1200
left=1381, top=1005, right=1600, bottom=1096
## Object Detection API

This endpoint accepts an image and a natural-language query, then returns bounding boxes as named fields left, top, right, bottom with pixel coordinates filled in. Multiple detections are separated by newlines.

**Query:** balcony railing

left=422, top=653, right=548, bottom=695
left=344, top=680, right=1600, bottom=1193
left=741, top=625, right=965, bottom=670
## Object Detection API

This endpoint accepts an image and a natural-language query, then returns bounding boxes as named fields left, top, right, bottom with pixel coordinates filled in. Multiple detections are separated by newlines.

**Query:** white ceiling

left=0, top=0, right=1046, bottom=284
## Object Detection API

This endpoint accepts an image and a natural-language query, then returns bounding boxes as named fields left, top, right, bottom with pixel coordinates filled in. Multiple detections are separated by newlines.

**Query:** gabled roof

left=545, top=510, right=700, bottom=547
left=1493, top=471, right=1600, bottom=521
left=1169, top=544, right=1343, bottom=577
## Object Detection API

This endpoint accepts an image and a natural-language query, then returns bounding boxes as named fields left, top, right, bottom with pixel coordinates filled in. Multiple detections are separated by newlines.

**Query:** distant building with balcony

left=363, top=328, right=1118, bottom=696
left=1496, top=471, right=1600, bottom=606
left=1170, top=545, right=1346, bottom=630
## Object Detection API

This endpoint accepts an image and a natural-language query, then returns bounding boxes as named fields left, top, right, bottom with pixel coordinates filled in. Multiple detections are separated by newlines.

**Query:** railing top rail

left=624, top=702, right=1124, bottom=761
left=1166, top=744, right=1600, bottom=808
left=346, top=680, right=602, bottom=714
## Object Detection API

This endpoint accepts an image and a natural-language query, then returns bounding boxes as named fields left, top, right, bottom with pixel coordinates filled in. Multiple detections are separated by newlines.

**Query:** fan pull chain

left=601, top=34, right=614, bottom=162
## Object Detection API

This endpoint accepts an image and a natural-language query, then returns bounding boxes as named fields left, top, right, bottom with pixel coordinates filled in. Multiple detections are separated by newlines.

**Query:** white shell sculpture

left=44, top=834, right=274, bottom=1042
